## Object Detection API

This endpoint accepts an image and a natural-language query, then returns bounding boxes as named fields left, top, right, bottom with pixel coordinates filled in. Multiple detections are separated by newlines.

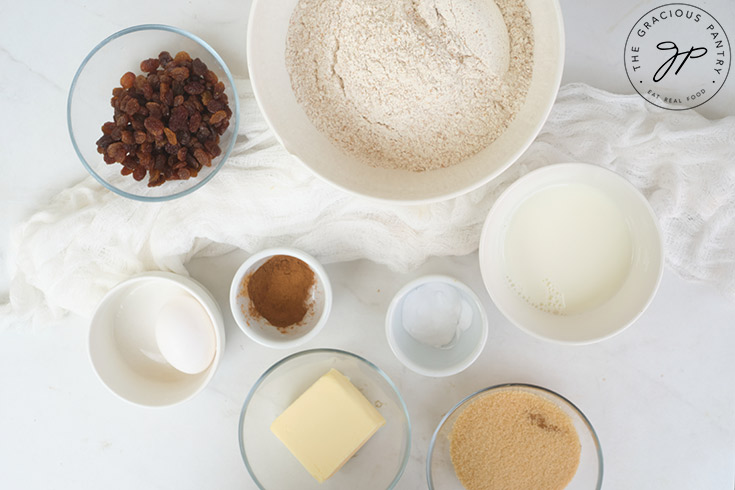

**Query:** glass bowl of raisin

left=68, top=24, right=239, bottom=201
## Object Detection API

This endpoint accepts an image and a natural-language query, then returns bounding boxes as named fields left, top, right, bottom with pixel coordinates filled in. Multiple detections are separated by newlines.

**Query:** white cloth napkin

left=2, top=80, right=734, bottom=325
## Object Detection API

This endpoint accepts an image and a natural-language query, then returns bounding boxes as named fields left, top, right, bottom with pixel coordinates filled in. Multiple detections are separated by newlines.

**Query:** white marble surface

left=1, top=1, right=734, bottom=489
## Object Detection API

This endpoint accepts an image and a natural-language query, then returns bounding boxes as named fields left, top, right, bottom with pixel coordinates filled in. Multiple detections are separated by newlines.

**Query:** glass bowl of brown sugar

left=229, top=247, right=333, bottom=349
left=427, top=383, right=603, bottom=490
left=68, top=24, right=239, bottom=201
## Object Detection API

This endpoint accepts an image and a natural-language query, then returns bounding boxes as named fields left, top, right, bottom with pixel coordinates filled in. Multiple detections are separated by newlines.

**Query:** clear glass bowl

left=67, top=24, right=239, bottom=201
left=239, top=349, right=411, bottom=489
left=427, top=383, right=603, bottom=490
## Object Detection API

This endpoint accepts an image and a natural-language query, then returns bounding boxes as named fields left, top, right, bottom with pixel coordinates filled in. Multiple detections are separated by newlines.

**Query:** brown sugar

left=244, top=255, right=315, bottom=329
left=450, top=390, right=581, bottom=490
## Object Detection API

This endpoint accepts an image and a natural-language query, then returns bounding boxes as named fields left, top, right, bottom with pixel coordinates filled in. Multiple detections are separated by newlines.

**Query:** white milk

left=503, top=183, right=633, bottom=315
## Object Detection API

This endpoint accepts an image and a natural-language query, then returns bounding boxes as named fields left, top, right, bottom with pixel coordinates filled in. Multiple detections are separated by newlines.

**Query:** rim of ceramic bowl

left=426, top=382, right=604, bottom=490
left=67, top=23, right=240, bottom=202
left=229, top=247, right=333, bottom=349
left=385, top=274, right=489, bottom=377
left=246, top=0, right=566, bottom=205
left=87, top=271, right=225, bottom=408
left=238, top=348, right=412, bottom=489
left=478, top=163, right=665, bottom=345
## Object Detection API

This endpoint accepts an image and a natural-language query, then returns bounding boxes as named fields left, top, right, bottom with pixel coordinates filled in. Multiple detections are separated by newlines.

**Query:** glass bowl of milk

left=479, top=163, right=663, bottom=344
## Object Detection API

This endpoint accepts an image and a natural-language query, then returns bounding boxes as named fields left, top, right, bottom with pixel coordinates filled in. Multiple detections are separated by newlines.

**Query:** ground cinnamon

left=245, top=255, right=315, bottom=329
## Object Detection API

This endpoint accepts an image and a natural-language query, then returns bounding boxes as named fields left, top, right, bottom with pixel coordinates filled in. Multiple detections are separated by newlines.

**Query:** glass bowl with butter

left=239, top=349, right=411, bottom=489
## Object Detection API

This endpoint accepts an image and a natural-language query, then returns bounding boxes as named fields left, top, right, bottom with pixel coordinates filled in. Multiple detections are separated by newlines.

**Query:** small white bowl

left=230, top=248, right=332, bottom=349
left=479, top=163, right=664, bottom=344
left=88, top=271, right=225, bottom=407
left=385, top=275, right=488, bottom=377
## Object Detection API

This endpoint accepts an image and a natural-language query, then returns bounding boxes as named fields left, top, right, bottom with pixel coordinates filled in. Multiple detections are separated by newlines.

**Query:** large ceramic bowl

left=68, top=24, right=239, bottom=201
left=427, top=383, right=603, bottom=489
left=247, top=0, right=564, bottom=203
left=239, top=349, right=411, bottom=489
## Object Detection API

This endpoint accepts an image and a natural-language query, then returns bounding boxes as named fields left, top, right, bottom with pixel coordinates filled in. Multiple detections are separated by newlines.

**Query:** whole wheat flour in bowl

left=286, top=0, right=534, bottom=172
left=247, top=0, right=563, bottom=202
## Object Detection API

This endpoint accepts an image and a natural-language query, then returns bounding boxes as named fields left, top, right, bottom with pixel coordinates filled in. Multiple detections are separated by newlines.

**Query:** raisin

left=188, top=95, right=204, bottom=112
left=142, top=82, right=154, bottom=100
left=176, top=167, right=191, bottom=180
left=177, top=130, right=191, bottom=147
left=204, top=70, right=218, bottom=85
left=162, top=88, right=174, bottom=107
left=172, top=80, right=185, bottom=96
left=122, top=155, right=138, bottom=169
left=134, top=75, right=147, bottom=91
left=213, top=81, right=225, bottom=97
left=110, top=126, right=123, bottom=141
left=215, top=120, right=229, bottom=135
left=147, top=73, right=160, bottom=89
left=158, top=51, right=173, bottom=67
left=120, top=72, right=135, bottom=89
left=204, top=139, right=221, bottom=157
left=184, top=81, right=205, bottom=95
left=169, top=66, right=189, bottom=82
left=163, top=127, right=177, bottom=145
left=188, top=112, right=201, bottom=133
left=131, top=116, right=145, bottom=131
left=186, top=152, right=199, bottom=168
left=174, top=51, right=192, bottom=64
left=123, top=97, right=140, bottom=115
left=101, top=121, right=116, bottom=135
left=121, top=130, right=135, bottom=145
left=196, top=126, right=211, bottom=141
left=96, top=134, right=113, bottom=149
left=191, top=58, right=207, bottom=77
left=114, top=113, right=130, bottom=127
left=140, top=58, right=160, bottom=73
left=177, top=147, right=188, bottom=161
left=210, top=110, right=227, bottom=125
left=206, top=99, right=224, bottom=113
left=138, top=152, right=153, bottom=169
left=134, top=131, right=147, bottom=144
left=146, top=102, right=163, bottom=120
left=193, top=148, right=212, bottom=167
left=107, top=142, right=127, bottom=163
left=132, top=167, right=146, bottom=181
left=169, top=106, right=188, bottom=132
left=144, top=117, right=164, bottom=136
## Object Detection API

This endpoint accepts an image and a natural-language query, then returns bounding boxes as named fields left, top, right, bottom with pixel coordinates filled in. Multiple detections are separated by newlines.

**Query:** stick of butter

left=270, top=368, right=387, bottom=483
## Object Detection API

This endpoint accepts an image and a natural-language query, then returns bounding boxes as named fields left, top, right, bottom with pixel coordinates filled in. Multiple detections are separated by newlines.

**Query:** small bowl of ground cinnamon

left=230, top=248, right=332, bottom=349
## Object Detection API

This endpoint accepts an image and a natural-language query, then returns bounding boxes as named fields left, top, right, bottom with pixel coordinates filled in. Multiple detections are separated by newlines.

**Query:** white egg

left=155, top=295, right=216, bottom=375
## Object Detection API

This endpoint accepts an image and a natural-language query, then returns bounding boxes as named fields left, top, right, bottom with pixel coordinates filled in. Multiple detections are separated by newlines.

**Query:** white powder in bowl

left=286, top=0, right=534, bottom=172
